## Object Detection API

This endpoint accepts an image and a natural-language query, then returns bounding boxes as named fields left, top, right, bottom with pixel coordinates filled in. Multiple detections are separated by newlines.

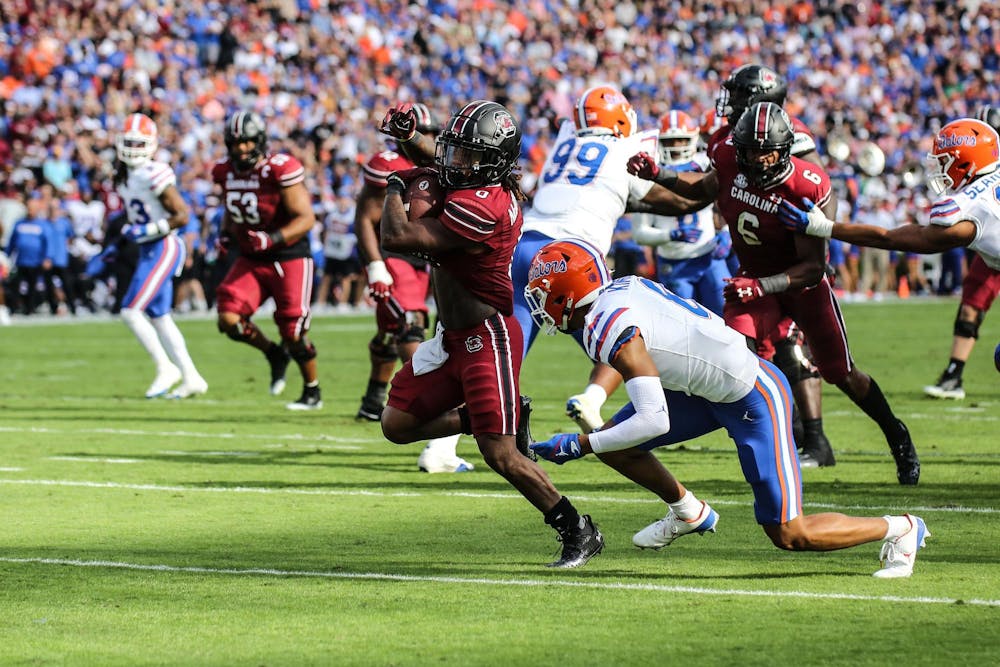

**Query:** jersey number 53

left=226, top=191, right=260, bottom=225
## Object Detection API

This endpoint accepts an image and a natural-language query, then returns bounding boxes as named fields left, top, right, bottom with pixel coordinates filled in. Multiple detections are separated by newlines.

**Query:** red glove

left=380, top=103, right=417, bottom=141
left=626, top=151, right=660, bottom=180
left=247, top=229, right=282, bottom=254
left=723, top=276, right=765, bottom=303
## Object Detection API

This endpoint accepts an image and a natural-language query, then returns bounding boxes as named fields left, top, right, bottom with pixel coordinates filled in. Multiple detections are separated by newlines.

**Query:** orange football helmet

left=525, top=240, right=612, bottom=334
left=658, top=110, right=700, bottom=164
left=116, top=113, right=158, bottom=166
left=924, top=118, right=1000, bottom=195
left=699, top=108, right=724, bottom=139
left=573, top=86, right=637, bottom=138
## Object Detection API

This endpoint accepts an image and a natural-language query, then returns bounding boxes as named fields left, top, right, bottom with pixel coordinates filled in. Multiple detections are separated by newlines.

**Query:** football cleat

left=286, top=385, right=323, bottom=411
left=798, top=434, right=836, bottom=468
left=516, top=395, right=537, bottom=461
left=632, top=502, right=719, bottom=550
left=417, top=441, right=474, bottom=473
left=145, top=365, right=182, bottom=398
left=167, top=376, right=209, bottom=399
left=549, top=515, right=604, bottom=568
left=889, top=420, right=920, bottom=486
left=356, top=394, right=384, bottom=422
left=922, top=374, right=965, bottom=400
left=873, top=514, right=929, bottom=579
left=566, top=394, right=603, bottom=433
left=266, top=345, right=292, bottom=396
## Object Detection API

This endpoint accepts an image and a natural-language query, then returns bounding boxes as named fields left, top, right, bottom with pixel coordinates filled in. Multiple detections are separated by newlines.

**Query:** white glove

left=366, top=260, right=394, bottom=300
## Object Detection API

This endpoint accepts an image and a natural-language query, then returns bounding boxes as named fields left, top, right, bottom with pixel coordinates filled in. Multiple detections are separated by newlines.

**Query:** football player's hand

left=711, top=230, right=732, bottom=259
left=214, top=235, right=231, bottom=258
left=366, top=260, right=394, bottom=301
left=529, top=433, right=584, bottom=465
left=626, top=151, right=660, bottom=180
left=123, top=219, right=170, bottom=243
left=247, top=229, right=282, bottom=254
left=386, top=167, right=436, bottom=194
left=778, top=197, right=834, bottom=237
left=669, top=227, right=703, bottom=243
left=723, top=276, right=765, bottom=304
left=379, top=103, right=417, bottom=142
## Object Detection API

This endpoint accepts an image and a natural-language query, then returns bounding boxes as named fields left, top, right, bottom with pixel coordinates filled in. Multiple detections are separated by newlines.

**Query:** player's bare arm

left=273, top=181, right=316, bottom=246
left=354, top=182, right=387, bottom=265
left=834, top=218, right=975, bottom=255
left=397, top=132, right=436, bottom=166
left=159, top=184, right=190, bottom=230
left=630, top=180, right=713, bottom=217
left=380, top=189, right=478, bottom=256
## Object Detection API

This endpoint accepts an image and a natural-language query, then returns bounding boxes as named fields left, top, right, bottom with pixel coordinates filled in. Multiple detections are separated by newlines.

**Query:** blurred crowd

left=1, top=0, right=997, bottom=322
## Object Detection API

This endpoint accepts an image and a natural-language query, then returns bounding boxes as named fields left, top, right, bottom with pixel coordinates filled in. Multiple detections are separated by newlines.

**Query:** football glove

left=247, top=229, right=283, bottom=254
left=123, top=219, right=170, bottom=243
left=626, top=152, right=678, bottom=187
left=669, top=227, right=703, bottom=243
left=723, top=276, right=765, bottom=304
left=380, top=102, right=418, bottom=142
left=529, top=433, right=584, bottom=465
left=711, top=230, right=732, bottom=260
left=778, top=197, right=834, bottom=237
left=366, top=260, right=394, bottom=301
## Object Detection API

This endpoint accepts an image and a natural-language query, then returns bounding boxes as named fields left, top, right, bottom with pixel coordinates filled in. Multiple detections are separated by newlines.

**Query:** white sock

left=883, top=515, right=912, bottom=540
left=151, top=314, right=201, bottom=381
left=581, top=383, right=608, bottom=408
left=668, top=490, right=704, bottom=521
left=423, top=434, right=461, bottom=458
left=122, top=308, right=174, bottom=372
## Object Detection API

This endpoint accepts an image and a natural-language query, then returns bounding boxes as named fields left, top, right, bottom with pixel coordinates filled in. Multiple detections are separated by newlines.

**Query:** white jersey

left=523, top=120, right=658, bottom=254
left=64, top=199, right=107, bottom=259
left=116, top=159, right=176, bottom=243
left=633, top=153, right=716, bottom=260
left=582, top=276, right=759, bottom=404
left=927, top=168, right=1000, bottom=270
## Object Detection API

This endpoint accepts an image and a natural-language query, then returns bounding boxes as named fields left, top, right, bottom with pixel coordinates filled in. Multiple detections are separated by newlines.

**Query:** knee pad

left=773, top=338, right=820, bottom=385
left=399, top=310, right=427, bottom=345
left=287, top=337, right=317, bottom=363
left=368, top=332, right=399, bottom=363
left=953, top=313, right=983, bottom=339
left=221, top=317, right=253, bottom=342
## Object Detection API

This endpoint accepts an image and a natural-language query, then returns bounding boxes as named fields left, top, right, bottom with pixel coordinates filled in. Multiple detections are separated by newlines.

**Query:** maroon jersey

left=362, top=149, right=415, bottom=187
left=434, top=184, right=522, bottom=315
left=712, top=138, right=831, bottom=277
left=211, top=153, right=310, bottom=261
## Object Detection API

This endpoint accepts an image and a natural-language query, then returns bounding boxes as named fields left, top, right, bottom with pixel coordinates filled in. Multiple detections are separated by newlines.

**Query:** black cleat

left=266, top=345, right=292, bottom=396
left=890, top=420, right=920, bottom=485
left=356, top=395, right=384, bottom=421
left=798, top=434, right=836, bottom=467
left=516, top=395, right=537, bottom=461
left=287, top=385, right=323, bottom=411
left=548, top=515, right=604, bottom=568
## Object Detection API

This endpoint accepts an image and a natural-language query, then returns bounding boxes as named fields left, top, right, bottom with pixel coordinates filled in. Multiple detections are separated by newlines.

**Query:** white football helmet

left=116, top=113, right=158, bottom=167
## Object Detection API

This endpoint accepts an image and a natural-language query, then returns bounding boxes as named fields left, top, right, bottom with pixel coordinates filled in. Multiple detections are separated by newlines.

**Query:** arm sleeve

left=588, top=375, right=669, bottom=453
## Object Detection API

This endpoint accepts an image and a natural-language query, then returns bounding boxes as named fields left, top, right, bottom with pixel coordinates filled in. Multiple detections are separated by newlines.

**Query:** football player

left=212, top=111, right=322, bottom=410
left=629, top=102, right=921, bottom=486
left=378, top=100, right=603, bottom=568
left=525, top=239, right=929, bottom=578
left=630, top=109, right=731, bottom=316
left=781, top=116, right=1000, bottom=398
left=113, top=113, right=208, bottom=399
left=919, top=107, right=1000, bottom=400
left=509, top=85, right=703, bottom=432
left=353, top=104, right=472, bottom=473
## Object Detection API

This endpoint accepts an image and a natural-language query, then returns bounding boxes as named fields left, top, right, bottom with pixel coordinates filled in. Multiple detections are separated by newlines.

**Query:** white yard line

left=48, top=457, right=140, bottom=464
left=0, top=556, right=995, bottom=607
left=0, top=478, right=995, bottom=515
left=0, top=425, right=374, bottom=446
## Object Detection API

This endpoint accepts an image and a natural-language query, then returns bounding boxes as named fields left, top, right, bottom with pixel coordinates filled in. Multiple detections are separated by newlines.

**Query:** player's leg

left=269, top=257, right=322, bottom=410
left=512, top=231, right=555, bottom=360
left=121, top=242, right=183, bottom=397
left=216, top=256, right=290, bottom=395
left=597, top=391, right=722, bottom=549
left=771, top=321, right=834, bottom=467
left=790, top=280, right=919, bottom=485
left=925, top=256, right=999, bottom=400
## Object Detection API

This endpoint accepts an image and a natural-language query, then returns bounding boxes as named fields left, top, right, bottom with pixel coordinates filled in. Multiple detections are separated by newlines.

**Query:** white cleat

left=922, top=378, right=965, bottom=400
left=168, top=376, right=208, bottom=399
left=145, top=365, right=182, bottom=398
left=873, top=514, right=929, bottom=579
left=566, top=394, right=603, bottom=433
left=632, top=502, right=720, bottom=550
left=417, top=448, right=475, bottom=474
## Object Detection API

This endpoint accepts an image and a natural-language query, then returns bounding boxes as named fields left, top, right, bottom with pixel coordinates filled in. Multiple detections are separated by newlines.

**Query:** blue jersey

left=46, top=216, right=74, bottom=268
left=7, top=218, right=49, bottom=268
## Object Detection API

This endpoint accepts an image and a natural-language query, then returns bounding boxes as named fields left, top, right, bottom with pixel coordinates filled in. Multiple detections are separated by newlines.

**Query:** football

left=404, top=172, right=445, bottom=220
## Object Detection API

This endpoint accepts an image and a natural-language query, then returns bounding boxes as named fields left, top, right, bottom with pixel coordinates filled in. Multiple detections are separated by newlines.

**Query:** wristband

left=653, top=168, right=678, bottom=188
left=268, top=230, right=285, bottom=247
left=759, top=273, right=790, bottom=295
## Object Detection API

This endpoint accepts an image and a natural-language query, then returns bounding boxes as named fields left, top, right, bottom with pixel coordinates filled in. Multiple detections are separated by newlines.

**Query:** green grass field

left=1, top=298, right=998, bottom=666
